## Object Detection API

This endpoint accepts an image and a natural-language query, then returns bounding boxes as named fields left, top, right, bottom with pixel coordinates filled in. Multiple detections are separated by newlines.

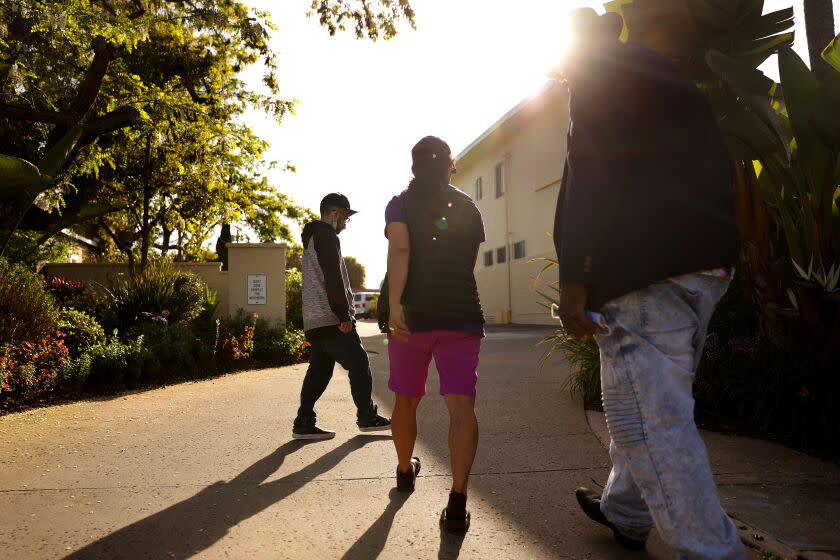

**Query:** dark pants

left=294, top=328, right=377, bottom=427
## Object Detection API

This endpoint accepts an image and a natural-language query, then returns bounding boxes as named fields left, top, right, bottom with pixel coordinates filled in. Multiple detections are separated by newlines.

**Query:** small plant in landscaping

left=193, top=286, right=220, bottom=354
left=540, top=329, right=602, bottom=409
left=218, top=311, right=257, bottom=360
left=58, top=308, right=105, bottom=357
left=84, top=334, right=148, bottom=390
left=107, top=259, right=205, bottom=331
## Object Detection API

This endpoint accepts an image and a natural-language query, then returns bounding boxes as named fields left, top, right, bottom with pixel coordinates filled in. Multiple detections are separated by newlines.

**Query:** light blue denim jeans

left=595, top=272, right=745, bottom=560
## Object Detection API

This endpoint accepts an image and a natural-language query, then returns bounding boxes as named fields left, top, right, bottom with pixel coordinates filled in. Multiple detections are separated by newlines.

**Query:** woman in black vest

left=383, top=136, right=486, bottom=532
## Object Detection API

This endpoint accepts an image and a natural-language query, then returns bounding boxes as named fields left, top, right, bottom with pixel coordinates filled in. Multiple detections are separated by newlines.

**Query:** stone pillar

left=226, top=243, right=287, bottom=324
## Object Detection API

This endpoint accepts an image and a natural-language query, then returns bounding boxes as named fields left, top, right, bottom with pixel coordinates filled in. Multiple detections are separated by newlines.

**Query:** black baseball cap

left=320, top=193, right=358, bottom=215
left=411, top=136, right=452, bottom=168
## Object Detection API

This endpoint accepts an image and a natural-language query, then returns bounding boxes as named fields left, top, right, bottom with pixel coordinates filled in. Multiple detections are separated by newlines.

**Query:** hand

left=557, top=283, right=601, bottom=339
left=339, top=321, right=352, bottom=334
left=388, top=303, right=410, bottom=342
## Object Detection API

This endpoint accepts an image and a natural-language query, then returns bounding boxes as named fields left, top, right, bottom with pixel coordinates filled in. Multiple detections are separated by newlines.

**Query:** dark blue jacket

left=554, top=42, right=739, bottom=309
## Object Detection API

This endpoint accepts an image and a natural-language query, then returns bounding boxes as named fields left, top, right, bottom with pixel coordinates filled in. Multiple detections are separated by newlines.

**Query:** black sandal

left=440, top=492, right=470, bottom=532
left=396, top=457, right=421, bottom=491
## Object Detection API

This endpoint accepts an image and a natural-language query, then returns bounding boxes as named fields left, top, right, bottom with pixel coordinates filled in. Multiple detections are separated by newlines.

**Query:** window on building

left=497, top=246, right=507, bottom=264
left=513, top=241, right=526, bottom=259
left=475, top=177, right=483, bottom=200
left=483, top=250, right=493, bottom=267
left=354, top=294, right=362, bottom=302
left=494, top=162, right=505, bottom=198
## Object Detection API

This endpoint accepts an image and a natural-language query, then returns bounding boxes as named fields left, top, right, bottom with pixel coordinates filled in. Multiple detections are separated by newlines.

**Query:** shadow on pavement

left=64, top=435, right=391, bottom=560
left=340, top=488, right=410, bottom=560
left=438, top=522, right=467, bottom=559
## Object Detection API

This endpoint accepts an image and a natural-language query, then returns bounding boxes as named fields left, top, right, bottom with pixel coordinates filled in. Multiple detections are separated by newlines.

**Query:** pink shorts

left=387, top=331, right=482, bottom=397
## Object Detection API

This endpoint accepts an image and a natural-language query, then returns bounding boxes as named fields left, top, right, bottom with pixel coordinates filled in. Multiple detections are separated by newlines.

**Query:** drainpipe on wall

left=503, top=151, right=513, bottom=324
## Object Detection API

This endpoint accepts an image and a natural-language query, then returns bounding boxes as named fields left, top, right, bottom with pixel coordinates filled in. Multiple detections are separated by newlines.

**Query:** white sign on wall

left=247, top=274, right=267, bottom=305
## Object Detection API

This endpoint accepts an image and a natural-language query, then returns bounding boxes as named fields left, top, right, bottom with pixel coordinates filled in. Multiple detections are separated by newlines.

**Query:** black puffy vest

left=400, top=185, right=484, bottom=323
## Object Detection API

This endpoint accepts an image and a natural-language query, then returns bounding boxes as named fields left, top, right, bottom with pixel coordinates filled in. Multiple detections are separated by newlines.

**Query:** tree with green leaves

left=344, top=255, right=366, bottom=290
left=1, top=0, right=415, bottom=263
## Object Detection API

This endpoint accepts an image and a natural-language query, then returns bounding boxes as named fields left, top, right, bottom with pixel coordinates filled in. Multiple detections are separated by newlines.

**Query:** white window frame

left=494, top=161, right=505, bottom=198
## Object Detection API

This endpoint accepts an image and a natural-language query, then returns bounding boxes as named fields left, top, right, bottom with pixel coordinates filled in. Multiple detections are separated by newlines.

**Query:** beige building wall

left=455, top=82, right=569, bottom=325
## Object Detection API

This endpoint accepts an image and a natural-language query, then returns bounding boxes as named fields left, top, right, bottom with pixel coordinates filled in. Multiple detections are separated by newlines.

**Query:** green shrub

left=85, top=335, right=148, bottom=390
left=0, top=257, right=59, bottom=345
left=108, top=260, right=205, bottom=331
left=254, top=325, right=308, bottom=365
left=1, top=335, right=69, bottom=400
left=60, top=352, right=93, bottom=390
left=126, top=322, right=209, bottom=382
left=58, top=308, right=106, bottom=357
left=286, top=268, right=303, bottom=330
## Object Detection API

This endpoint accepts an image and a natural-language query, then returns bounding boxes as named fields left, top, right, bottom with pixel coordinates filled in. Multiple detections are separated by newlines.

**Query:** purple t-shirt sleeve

left=384, top=196, right=407, bottom=236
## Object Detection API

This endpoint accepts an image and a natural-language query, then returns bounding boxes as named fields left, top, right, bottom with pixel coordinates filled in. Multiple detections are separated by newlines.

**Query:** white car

left=353, top=292, right=377, bottom=319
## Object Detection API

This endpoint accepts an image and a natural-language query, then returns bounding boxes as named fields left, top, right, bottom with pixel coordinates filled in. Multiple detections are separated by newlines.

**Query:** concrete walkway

left=0, top=322, right=837, bottom=559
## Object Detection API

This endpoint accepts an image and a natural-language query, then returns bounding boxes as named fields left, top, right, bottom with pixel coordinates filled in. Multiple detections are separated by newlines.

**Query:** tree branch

left=46, top=36, right=117, bottom=147
left=79, top=107, right=143, bottom=145
left=0, top=104, right=80, bottom=124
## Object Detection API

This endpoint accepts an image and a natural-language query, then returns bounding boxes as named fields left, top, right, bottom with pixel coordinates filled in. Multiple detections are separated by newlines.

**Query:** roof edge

left=454, top=80, right=558, bottom=163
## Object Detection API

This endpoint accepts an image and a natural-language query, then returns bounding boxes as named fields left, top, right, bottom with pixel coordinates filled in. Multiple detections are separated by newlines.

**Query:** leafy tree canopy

left=0, top=0, right=414, bottom=267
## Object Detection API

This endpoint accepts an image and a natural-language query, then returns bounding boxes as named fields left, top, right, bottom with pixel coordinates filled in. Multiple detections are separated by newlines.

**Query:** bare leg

left=443, top=394, right=478, bottom=494
left=392, top=394, right=422, bottom=472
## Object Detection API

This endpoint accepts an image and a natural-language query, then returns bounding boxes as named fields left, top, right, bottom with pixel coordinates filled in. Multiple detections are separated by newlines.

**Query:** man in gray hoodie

left=292, top=193, right=391, bottom=440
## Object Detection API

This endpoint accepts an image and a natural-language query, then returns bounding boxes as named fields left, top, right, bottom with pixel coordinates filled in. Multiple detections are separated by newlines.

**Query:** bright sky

left=241, top=0, right=836, bottom=287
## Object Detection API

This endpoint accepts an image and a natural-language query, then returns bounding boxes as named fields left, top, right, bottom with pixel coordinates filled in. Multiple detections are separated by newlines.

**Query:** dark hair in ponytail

left=407, top=159, right=449, bottom=194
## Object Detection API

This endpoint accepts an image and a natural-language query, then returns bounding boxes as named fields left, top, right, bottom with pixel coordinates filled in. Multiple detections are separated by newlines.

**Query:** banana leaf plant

left=0, top=124, right=85, bottom=256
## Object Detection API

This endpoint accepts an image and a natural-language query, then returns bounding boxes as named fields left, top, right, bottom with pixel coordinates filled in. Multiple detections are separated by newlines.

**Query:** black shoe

left=292, top=424, right=336, bottom=440
left=358, top=414, right=391, bottom=432
left=575, top=487, right=646, bottom=550
left=396, top=457, right=421, bottom=492
left=440, top=492, right=470, bottom=533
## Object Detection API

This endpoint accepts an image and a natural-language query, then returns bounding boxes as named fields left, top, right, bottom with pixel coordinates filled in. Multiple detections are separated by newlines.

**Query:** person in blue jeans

left=292, top=193, right=391, bottom=440
left=554, top=9, right=745, bottom=559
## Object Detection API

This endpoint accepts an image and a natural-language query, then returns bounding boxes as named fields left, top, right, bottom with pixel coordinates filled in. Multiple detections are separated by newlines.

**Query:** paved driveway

left=0, top=322, right=760, bottom=559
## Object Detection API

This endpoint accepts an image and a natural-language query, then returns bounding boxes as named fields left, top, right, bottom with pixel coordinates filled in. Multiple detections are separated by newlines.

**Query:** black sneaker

left=292, top=425, right=336, bottom=440
left=357, top=414, right=391, bottom=432
left=575, top=487, right=646, bottom=550
left=396, top=457, right=421, bottom=492
left=440, top=491, right=470, bottom=533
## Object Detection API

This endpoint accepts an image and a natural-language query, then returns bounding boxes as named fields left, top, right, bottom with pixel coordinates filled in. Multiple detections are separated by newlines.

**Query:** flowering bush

left=218, top=311, right=257, bottom=360
left=1, top=335, right=69, bottom=400
left=44, top=276, right=89, bottom=306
